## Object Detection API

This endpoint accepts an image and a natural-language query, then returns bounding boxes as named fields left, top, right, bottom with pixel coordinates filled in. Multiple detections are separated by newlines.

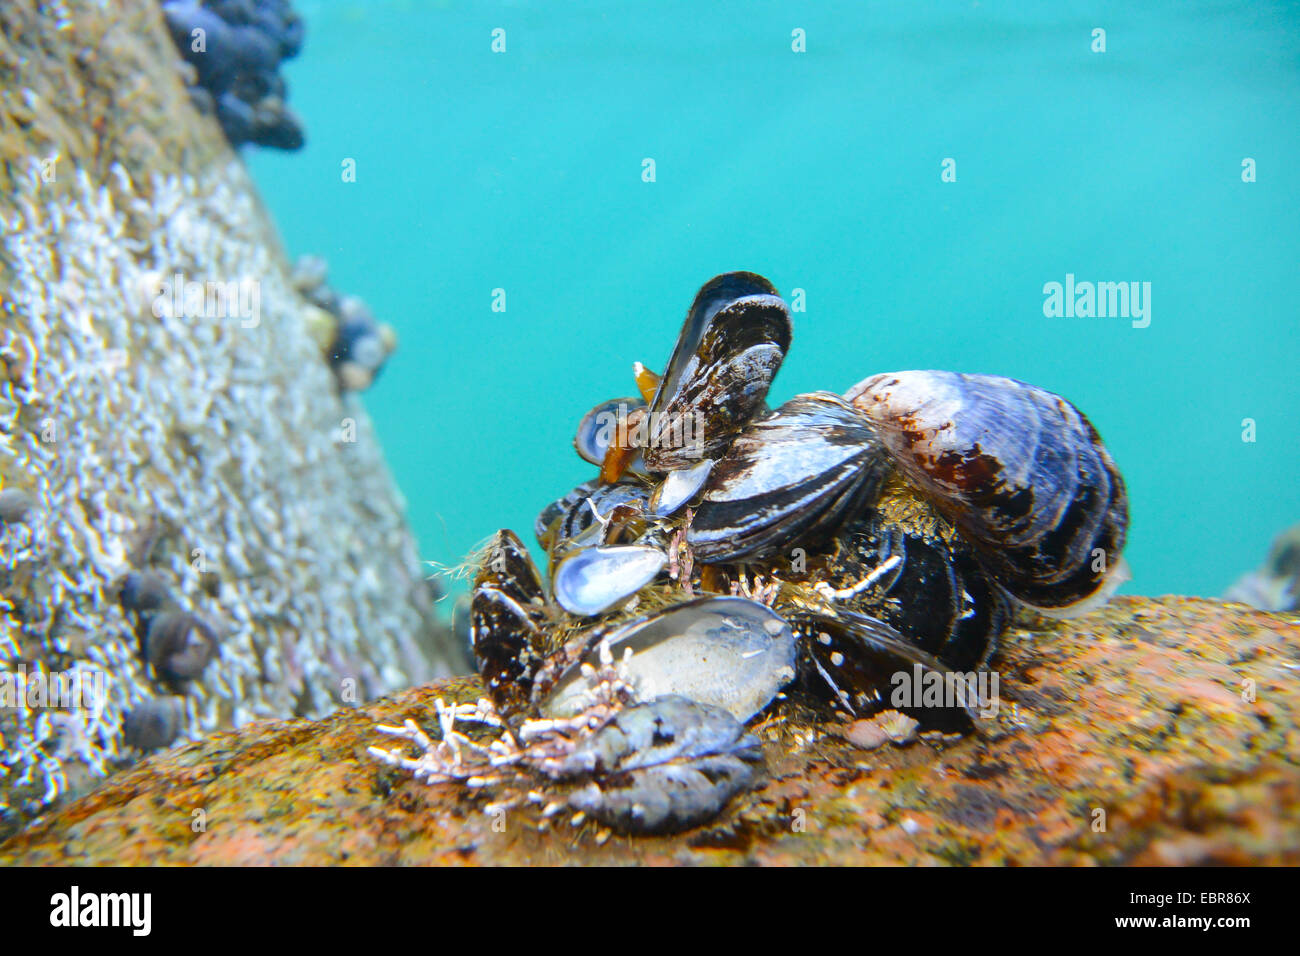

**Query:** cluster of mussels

left=464, top=272, right=1129, bottom=834
left=291, top=255, right=397, bottom=392
left=160, top=0, right=306, bottom=149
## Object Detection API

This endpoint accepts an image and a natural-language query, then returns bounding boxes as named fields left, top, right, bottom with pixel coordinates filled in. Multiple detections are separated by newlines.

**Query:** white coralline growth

left=0, top=158, right=458, bottom=835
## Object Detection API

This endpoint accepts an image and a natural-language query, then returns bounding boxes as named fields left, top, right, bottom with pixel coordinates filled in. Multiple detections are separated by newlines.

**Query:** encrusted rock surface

left=3, top=597, right=1296, bottom=865
left=0, top=0, right=462, bottom=837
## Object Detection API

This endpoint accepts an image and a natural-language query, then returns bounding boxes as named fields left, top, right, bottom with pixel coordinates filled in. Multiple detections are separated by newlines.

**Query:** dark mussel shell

left=535, top=480, right=650, bottom=555
left=122, top=696, right=185, bottom=751
left=145, top=611, right=218, bottom=683
left=846, top=371, right=1129, bottom=611
left=824, top=489, right=1008, bottom=671
left=688, top=393, right=892, bottom=563
left=470, top=530, right=550, bottom=719
left=790, top=611, right=983, bottom=732
left=643, top=272, right=792, bottom=472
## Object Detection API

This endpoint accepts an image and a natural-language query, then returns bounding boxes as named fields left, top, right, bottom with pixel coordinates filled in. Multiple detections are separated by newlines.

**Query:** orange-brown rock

left=2, top=597, right=1297, bottom=865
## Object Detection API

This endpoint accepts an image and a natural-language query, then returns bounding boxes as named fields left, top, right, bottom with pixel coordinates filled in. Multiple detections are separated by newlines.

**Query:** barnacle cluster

left=0, top=158, right=458, bottom=836
left=159, top=0, right=306, bottom=149
left=377, top=272, right=1130, bottom=836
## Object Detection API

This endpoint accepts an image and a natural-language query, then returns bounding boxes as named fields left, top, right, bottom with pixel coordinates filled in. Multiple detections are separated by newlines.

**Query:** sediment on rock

left=2, top=598, right=1295, bottom=865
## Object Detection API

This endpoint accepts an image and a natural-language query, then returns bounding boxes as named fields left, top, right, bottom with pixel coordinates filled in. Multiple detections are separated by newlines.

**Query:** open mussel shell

left=846, top=371, right=1129, bottom=611
left=648, top=459, right=713, bottom=517
left=573, top=396, right=647, bottom=467
left=790, top=611, right=983, bottom=732
left=539, top=596, right=797, bottom=723
left=471, top=530, right=550, bottom=719
left=552, top=544, right=667, bottom=617
left=688, top=393, right=892, bottom=563
left=643, top=272, right=792, bottom=472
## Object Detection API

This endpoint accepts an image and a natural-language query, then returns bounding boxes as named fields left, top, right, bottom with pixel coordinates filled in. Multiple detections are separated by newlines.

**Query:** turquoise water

left=248, top=0, right=1300, bottom=601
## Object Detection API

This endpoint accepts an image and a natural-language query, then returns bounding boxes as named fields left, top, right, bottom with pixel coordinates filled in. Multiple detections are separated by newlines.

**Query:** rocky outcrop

left=3, top=597, right=1296, bottom=865
left=0, top=0, right=462, bottom=838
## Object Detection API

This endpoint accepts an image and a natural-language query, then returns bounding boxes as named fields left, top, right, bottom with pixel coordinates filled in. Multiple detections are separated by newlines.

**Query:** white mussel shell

left=552, top=544, right=667, bottom=617
left=648, top=459, right=714, bottom=517
left=574, top=397, right=645, bottom=467
left=543, top=596, right=797, bottom=722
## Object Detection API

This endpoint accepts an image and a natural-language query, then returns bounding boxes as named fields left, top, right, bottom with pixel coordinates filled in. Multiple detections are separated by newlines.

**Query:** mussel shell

left=547, top=695, right=760, bottom=778
left=826, top=502, right=1006, bottom=671
left=573, top=397, right=646, bottom=467
left=648, top=459, right=714, bottom=517
left=552, top=544, right=667, bottom=617
left=536, top=479, right=598, bottom=548
left=791, top=611, right=979, bottom=732
left=535, top=480, right=652, bottom=558
left=122, top=696, right=185, bottom=750
left=688, top=393, right=892, bottom=563
left=559, top=696, right=762, bottom=834
left=539, top=596, right=797, bottom=723
left=119, top=570, right=169, bottom=614
left=643, top=272, right=792, bottom=472
left=846, top=371, right=1129, bottom=610
left=470, top=530, right=549, bottom=718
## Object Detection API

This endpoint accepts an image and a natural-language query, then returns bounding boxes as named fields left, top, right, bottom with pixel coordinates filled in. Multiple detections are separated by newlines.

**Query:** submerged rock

left=0, top=0, right=463, bottom=839
left=3, top=598, right=1296, bottom=865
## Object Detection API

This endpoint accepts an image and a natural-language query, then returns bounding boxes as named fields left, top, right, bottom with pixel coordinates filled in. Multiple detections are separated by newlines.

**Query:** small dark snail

left=122, top=696, right=185, bottom=751
left=144, top=611, right=219, bottom=683
left=119, top=571, right=170, bottom=615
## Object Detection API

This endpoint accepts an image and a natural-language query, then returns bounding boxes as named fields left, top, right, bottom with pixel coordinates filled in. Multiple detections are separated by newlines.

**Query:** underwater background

left=246, top=0, right=1300, bottom=600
